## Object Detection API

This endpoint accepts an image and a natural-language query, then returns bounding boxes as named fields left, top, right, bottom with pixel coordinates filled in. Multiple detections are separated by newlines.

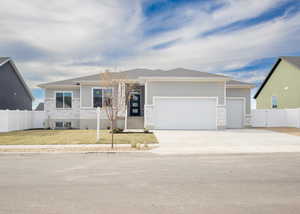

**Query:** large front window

left=93, top=88, right=113, bottom=108
left=56, top=92, right=72, bottom=109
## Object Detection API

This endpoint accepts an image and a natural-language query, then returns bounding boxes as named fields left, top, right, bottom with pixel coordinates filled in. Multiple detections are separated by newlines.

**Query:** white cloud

left=0, top=0, right=299, bottom=90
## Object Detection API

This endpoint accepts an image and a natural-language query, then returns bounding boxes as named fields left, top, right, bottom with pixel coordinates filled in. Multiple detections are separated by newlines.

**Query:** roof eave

left=38, top=84, right=79, bottom=89
left=253, top=58, right=281, bottom=99
left=227, top=84, right=256, bottom=89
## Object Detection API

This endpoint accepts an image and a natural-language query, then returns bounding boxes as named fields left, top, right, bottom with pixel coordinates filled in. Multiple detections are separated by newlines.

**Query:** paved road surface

left=1, top=153, right=300, bottom=214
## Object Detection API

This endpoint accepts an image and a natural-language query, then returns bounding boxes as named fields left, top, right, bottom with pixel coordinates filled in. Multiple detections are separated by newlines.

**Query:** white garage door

left=226, top=98, right=244, bottom=128
left=153, top=97, right=217, bottom=130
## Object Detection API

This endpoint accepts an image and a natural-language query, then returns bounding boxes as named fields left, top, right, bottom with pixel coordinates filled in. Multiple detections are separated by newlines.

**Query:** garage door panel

left=153, top=97, right=217, bottom=130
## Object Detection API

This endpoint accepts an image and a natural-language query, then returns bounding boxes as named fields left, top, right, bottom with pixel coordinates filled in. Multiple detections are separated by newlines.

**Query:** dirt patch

left=256, top=127, right=300, bottom=137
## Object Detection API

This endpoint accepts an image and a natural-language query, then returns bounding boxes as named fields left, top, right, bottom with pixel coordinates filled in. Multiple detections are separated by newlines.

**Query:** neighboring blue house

left=0, top=57, right=34, bottom=110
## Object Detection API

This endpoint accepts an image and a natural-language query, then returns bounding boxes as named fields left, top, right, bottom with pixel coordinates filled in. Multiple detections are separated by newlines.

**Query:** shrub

left=131, top=142, right=136, bottom=148
left=107, top=126, right=111, bottom=130
left=111, top=128, right=124, bottom=133
left=144, top=128, right=149, bottom=133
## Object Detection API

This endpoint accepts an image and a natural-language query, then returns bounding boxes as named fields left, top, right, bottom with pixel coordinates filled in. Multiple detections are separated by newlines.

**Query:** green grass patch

left=0, top=130, right=158, bottom=145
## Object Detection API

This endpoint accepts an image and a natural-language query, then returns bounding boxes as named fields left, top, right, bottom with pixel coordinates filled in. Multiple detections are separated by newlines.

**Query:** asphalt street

left=1, top=153, right=300, bottom=214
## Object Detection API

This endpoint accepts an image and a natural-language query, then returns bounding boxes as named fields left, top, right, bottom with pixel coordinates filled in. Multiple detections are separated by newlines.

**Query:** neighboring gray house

left=0, top=57, right=34, bottom=110
left=38, top=68, right=254, bottom=130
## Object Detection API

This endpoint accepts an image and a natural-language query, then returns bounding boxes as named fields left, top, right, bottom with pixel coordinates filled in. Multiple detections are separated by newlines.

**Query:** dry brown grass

left=256, top=127, right=300, bottom=137
left=0, top=130, right=158, bottom=145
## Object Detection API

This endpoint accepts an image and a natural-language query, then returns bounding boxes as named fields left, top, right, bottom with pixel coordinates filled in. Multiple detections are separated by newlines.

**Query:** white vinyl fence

left=252, top=109, right=300, bottom=128
left=0, top=110, right=47, bottom=132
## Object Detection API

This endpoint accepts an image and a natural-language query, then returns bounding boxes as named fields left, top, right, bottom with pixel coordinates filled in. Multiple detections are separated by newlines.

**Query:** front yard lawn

left=0, top=130, right=158, bottom=145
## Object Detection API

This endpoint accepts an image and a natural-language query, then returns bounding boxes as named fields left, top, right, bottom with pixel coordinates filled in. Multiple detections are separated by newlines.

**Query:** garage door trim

left=226, top=97, right=246, bottom=128
left=153, top=96, right=218, bottom=130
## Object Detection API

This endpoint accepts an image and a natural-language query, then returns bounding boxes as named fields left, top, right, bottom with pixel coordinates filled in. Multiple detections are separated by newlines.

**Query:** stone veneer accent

left=217, top=106, right=226, bottom=129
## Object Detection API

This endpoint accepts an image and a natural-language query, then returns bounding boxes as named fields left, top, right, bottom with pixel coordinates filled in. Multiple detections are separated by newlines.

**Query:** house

left=254, top=56, right=300, bottom=109
left=38, top=68, right=254, bottom=130
left=0, top=57, right=34, bottom=110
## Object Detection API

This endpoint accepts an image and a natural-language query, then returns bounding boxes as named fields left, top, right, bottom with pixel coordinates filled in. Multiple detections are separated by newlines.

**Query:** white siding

left=226, top=88, right=251, bottom=114
left=147, top=81, right=225, bottom=105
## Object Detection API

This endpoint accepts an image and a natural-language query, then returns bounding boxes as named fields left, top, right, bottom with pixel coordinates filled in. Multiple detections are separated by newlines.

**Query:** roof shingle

left=39, top=68, right=253, bottom=87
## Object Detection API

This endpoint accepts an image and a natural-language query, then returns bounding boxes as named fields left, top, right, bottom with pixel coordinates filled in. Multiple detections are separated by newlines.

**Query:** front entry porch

left=127, top=116, right=144, bottom=129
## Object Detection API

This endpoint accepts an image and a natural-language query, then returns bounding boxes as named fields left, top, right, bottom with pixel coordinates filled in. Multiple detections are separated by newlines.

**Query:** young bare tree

left=99, top=70, right=142, bottom=148
left=99, top=70, right=127, bottom=148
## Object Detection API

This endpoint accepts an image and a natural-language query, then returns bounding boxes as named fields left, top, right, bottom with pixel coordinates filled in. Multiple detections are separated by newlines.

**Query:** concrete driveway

left=152, top=129, right=300, bottom=155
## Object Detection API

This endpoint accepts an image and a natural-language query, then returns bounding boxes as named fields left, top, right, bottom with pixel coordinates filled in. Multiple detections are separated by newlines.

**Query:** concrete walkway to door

left=152, top=129, right=300, bottom=155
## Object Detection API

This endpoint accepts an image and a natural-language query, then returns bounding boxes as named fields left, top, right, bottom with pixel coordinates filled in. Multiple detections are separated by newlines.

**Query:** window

left=55, top=121, right=72, bottom=129
left=56, top=92, right=72, bottom=109
left=93, top=88, right=113, bottom=108
left=55, top=122, right=63, bottom=128
left=93, top=88, right=102, bottom=108
left=64, top=122, right=72, bottom=128
left=272, top=96, right=278, bottom=108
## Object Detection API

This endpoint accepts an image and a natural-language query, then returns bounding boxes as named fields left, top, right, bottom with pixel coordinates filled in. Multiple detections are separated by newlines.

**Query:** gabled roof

left=0, top=57, right=34, bottom=100
left=254, top=56, right=300, bottom=99
left=0, top=57, right=10, bottom=66
left=227, top=79, right=254, bottom=86
left=39, top=68, right=253, bottom=88
left=281, top=56, right=300, bottom=69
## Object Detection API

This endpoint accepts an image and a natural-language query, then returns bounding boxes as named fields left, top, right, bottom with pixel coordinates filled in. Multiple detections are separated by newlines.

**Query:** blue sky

left=1, top=0, right=300, bottom=108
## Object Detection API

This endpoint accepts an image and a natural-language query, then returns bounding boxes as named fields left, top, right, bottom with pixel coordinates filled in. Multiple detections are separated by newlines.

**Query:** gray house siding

left=80, top=85, right=119, bottom=108
left=81, top=86, right=93, bottom=107
left=226, top=88, right=251, bottom=114
left=146, top=81, right=225, bottom=105
left=0, top=62, right=32, bottom=110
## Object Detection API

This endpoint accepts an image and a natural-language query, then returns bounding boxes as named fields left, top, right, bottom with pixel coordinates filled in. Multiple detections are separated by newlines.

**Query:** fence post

left=298, top=109, right=300, bottom=128
left=265, top=110, right=268, bottom=127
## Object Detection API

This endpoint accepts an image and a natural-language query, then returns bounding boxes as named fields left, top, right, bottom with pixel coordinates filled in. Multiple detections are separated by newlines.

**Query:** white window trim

left=91, top=87, right=114, bottom=109
left=54, top=91, right=73, bottom=109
